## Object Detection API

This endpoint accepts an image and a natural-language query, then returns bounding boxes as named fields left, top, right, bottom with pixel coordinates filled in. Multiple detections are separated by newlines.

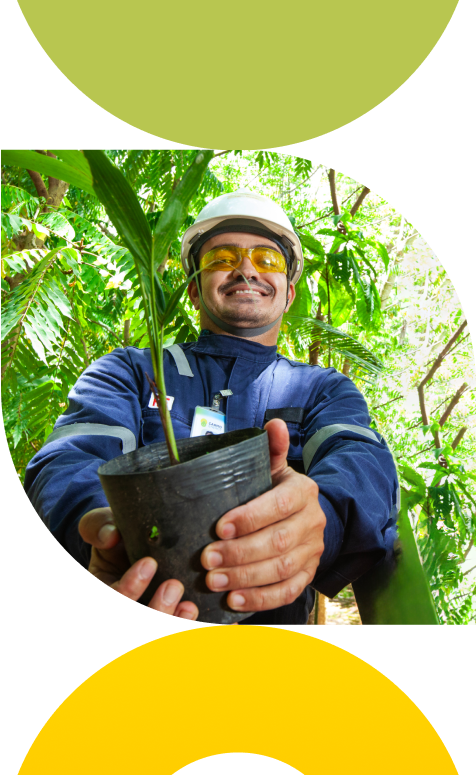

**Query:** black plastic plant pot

left=98, top=428, right=272, bottom=624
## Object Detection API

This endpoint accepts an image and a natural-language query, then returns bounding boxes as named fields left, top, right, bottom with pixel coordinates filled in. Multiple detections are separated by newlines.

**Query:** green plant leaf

left=1, top=150, right=95, bottom=196
left=354, top=492, right=439, bottom=625
left=399, top=463, right=427, bottom=498
left=83, top=150, right=152, bottom=275
left=286, top=314, right=384, bottom=376
left=152, top=150, right=214, bottom=271
left=289, top=276, right=312, bottom=318
left=296, top=231, right=325, bottom=259
left=161, top=280, right=190, bottom=327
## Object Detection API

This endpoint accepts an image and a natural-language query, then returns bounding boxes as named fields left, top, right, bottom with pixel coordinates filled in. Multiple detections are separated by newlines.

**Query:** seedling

left=2, top=149, right=253, bottom=469
left=83, top=153, right=261, bottom=465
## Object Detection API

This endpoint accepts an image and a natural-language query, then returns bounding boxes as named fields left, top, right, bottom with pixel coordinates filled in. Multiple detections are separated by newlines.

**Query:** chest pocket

left=264, top=407, right=305, bottom=465
left=140, top=408, right=191, bottom=447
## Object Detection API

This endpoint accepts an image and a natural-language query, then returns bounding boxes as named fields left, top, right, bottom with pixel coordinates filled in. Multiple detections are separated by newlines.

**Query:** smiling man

left=189, top=233, right=295, bottom=343
left=25, top=189, right=399, bottom=624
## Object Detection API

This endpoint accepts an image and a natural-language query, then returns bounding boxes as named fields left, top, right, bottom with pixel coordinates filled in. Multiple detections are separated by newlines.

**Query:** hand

left=78, top=508, right=199, bottom=620
left=201, top=418, right=326, bottom=613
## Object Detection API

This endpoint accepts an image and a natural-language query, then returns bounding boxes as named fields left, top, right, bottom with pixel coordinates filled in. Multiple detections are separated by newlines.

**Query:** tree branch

left=398, top=441, right=435, bottom=460
left=350, top=186, right=370, bottom=217
left=124, top=319, right=131, bottom=347
left=451, top=426, right=467, bottom=450
left=296, top=187, right=363, bottom=230
left=439, top=382, right=468, bottom=427
left=327, top=172, right=369, bottom=238
left=213, top=150, right=232, bottom=158
left=445, top=332, right=470, bottom=360
left=463, top=536, right=474, bottom=561
left=371, top=394, right=403, bottom=411
left=327, top=169, right=340, bottom=215
left=417, top=320, right=468, bottom=446
left=99, top=222, right=116, bottom=240
left=420, top=320, right=468, bottom=391
left=27, top=169, right=48, bottom=200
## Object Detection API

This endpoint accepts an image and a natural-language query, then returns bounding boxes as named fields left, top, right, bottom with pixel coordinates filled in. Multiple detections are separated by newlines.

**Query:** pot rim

left=98, top=426, right=268, bottom=479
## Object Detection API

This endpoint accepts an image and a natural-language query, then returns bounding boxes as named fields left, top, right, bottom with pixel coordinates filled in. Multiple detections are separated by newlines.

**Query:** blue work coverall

left=25, top=331, right=399, bottom=624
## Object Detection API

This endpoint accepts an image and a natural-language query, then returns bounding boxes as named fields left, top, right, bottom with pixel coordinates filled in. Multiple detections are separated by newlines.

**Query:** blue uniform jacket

left=25, top=331, right=399, bottom=624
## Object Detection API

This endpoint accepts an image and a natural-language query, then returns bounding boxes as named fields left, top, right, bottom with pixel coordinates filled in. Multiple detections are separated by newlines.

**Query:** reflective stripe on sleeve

left=165, top=344, right=194, bottom=377
left=303, top=423, right=380, bottom=472
left=44, top=423, right=137, bottom=454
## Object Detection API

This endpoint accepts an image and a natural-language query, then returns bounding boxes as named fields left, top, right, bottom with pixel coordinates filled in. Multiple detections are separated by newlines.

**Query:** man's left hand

left=201, top=418, right=326, bottom=613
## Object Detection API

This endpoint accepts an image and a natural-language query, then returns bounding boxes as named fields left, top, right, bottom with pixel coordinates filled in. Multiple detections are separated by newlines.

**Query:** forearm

left=307, top=437, right=398, bottom=596
left=25, top=437, right=122, bottom=566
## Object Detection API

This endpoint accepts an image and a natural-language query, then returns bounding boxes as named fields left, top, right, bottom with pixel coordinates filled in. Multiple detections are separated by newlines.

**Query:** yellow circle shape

left=20, top=627, right=456, bottom=775
left=18, top=0, right=458, bottom=148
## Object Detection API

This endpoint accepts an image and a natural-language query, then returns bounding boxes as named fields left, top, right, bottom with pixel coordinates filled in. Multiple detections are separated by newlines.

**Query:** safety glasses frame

left=199, top=245, right=287, bottom=274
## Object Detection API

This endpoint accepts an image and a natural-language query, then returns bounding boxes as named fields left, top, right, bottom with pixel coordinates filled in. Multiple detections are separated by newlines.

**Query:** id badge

left=190, top=406, right=226, bottom=437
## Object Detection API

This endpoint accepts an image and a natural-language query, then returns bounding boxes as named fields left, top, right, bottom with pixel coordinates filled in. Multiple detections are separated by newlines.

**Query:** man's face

left=188, top=232, right=295, bottom=334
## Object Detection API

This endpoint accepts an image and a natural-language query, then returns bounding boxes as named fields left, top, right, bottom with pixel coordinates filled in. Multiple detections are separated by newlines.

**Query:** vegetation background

left=2, top=149, right=475, bottom=624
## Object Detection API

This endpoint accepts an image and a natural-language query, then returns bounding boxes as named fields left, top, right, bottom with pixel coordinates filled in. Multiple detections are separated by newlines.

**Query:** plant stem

left=156, top=326, right=180, bottom=465
left=145, top=326, right=180, bottom=466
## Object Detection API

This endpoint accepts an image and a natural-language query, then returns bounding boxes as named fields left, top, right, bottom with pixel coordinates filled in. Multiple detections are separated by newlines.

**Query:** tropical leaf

left=354, top=493, right=439, bottom=624
left=1, top=150, right=95, bottom=196
left=1, top=184, right=39, bottom=218
left=296, top=230, right=326, bottom=260
left=39, top=211, right=75, bottom=241
left=289, top=276, right=312, bottom=318
left=286, top=314, right=384, bottom=376
left=83, top=150, right=152, bottom=274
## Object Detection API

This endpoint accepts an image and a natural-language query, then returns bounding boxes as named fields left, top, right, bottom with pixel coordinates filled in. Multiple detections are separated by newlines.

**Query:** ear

left=284, top=282, right=296, bottom=312
left=187, top=279, right=200, bottom=311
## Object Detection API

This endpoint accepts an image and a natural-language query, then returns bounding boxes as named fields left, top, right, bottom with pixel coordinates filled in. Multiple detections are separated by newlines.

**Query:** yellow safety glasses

left=200, top=245, right=287, bottom=274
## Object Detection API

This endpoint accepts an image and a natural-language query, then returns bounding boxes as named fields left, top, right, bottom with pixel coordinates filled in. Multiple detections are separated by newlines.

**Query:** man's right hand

left=78, top=507, right=199, bottom=620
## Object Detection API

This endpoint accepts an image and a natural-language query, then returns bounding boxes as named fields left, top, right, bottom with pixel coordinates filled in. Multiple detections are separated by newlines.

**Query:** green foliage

left=285, top=315, right=384, bottom=378
left=2, top=150, right=475, bottom=622
left=2, top=150, right=95, bottom=195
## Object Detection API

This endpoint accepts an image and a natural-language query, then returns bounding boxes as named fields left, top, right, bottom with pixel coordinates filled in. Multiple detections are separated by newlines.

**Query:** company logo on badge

left=148, top=393, right=174, bottom=410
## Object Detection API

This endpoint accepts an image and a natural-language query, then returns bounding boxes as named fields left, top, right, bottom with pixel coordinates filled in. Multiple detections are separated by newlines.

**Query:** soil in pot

left=98, top=427, right=272, bottom=624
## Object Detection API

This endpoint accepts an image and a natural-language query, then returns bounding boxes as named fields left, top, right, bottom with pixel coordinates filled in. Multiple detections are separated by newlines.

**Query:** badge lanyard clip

left=190, top=390, right=233, bottom=437
left=211, top=389, right=233, bottom=412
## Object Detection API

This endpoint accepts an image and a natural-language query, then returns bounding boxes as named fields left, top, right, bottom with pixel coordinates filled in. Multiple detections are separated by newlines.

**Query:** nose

left=232, top=255, right=257, bottom=280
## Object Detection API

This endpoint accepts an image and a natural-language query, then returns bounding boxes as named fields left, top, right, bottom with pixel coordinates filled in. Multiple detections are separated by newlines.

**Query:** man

left=25, top=189, right=399, bottom=624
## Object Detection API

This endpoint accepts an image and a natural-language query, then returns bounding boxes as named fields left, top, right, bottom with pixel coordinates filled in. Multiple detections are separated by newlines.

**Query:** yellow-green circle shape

left=20, top=627, right=457, bottom=775
left=19, top=0, right=458, bottom=148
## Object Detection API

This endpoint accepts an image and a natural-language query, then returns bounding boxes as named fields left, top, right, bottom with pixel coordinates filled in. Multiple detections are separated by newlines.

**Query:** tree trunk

left=317, top=593, right=327, bottom=624
left=309, top=304, right=325, bottom=365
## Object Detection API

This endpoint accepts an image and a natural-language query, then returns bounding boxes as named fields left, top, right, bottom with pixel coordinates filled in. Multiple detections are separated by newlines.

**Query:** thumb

left=264, top=418, right=290, bottom=477
left=79, top=507, right=120, bottom=549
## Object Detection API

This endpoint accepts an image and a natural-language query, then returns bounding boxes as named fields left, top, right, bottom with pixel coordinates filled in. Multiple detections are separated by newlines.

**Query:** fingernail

left=210, top=573, right=228, bottom=589
left=221, top=523, right=236, bottom=539
left=138, top=558, right=157, bottom=581
left=98, top=524, right=117, bottom=545
left=230, top=593, right=246, bottom=608
left=178, top=610, right=196, bottom=620
left=206, top=550, right=223, bottom=568
left=162, top=582, right=182, bottom=607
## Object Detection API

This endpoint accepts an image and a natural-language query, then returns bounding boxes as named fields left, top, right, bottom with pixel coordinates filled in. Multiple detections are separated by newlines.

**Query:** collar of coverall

left=191, top=330, right=278, bottom=362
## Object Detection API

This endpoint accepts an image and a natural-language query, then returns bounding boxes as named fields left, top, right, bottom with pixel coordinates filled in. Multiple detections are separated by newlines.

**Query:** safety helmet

left=181, top=188, right=303, bottom=285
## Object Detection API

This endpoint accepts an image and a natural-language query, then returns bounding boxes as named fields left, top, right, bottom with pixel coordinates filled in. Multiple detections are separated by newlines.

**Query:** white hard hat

left=181, top=188, right=303, bottom=284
